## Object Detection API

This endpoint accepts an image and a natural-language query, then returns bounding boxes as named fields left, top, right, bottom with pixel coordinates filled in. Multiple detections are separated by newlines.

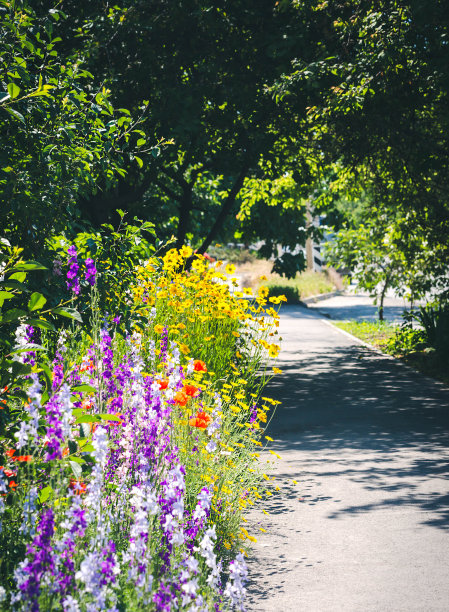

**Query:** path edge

left=323, top=318, right=449, bottom=391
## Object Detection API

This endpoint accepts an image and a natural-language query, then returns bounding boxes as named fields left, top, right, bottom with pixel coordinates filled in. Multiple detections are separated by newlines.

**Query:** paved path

left=307, top=293, right=415, bottom=323
left=247, top=305, right=449, bottom=612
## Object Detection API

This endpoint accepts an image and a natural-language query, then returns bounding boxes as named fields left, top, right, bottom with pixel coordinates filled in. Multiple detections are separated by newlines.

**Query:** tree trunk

left=378, top=275, right=390, bottom=321
left=196, top=164, right=249, bottom=256
left=175, top=187, right=193, bottom=249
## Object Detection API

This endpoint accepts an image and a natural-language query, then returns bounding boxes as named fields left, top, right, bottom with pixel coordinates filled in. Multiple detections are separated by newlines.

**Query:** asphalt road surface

left=247, top=305, right=449, bottom=612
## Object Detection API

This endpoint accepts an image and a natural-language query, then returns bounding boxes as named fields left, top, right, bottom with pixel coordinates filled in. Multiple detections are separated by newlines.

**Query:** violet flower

left=15, top=508, right=55, bottom=611
left=66, top=245, right=80, bottom=295
left=84, top=258, right=97, bottom=286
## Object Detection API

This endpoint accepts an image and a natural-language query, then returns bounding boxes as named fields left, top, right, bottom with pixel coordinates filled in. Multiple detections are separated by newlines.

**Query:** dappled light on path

left=247, top=305, right=449, bottom=611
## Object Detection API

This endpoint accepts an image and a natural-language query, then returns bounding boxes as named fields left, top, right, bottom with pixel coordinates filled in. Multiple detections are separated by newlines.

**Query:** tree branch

left=196, top=162, right=250, bottom=255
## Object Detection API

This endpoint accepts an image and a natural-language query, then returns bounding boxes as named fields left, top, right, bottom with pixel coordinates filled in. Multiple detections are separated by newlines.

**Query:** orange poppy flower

left=81, top=398, right=94, bottom=411
left=158, top=379, right=169, bottom=390
left=183, top=384, right=200, bottom=398
left=189, top=411, right=212, bottom=429
left=69, top=479, right=87, bottom=495
left=8, top=480, right=18, bottom=490
left=193, top=360, right=207, bottom=373
left=174, top=391, right=188, bottom=407
left=16, top=455, right=32, bottom=462
left=5, top=449, right=15, bottom=458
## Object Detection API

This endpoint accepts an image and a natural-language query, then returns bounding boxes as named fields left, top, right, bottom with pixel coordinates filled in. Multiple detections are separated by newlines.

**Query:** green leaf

left=136, top=138, right=146, bottom=147
left=53, top=307, right=82, bottom=323
left=7, top=83, right=20, bottom=99
left=69, top=460, right=82, bottom=479
left=135, top=156, right=143, bottom=168
left=12, top=261, right=47, bottom=271
left=0, top=291, right=15, bottom=307
left=28, top=292, right=47, bottom=311
left=99, top=413, right=122, bottom=422
left=9, top=272, right=26, bottom=282
left=0, top=279, right=29, bottom=291
left=78, top=442, right=94, bottom=453
left=2, top=308, right=26, bottom=323
left=74, top=415, right=99, bottom=424
left=39, top=363, right=53, bottom=389
left=27, top=318, right=56, bottom=332
left=4, top=107, right=25, bottom=124
left=72, top=384, right=96, bottom=394
left=11, top=344, right=47, bottom=355
left=39, top=486, right=53, bottom=503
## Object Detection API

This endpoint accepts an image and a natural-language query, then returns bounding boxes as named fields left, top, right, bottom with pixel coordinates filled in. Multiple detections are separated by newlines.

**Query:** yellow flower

left=272, top=367, right=282, bottom=374
left=225, top=263, right=236, bottom=275
left=180, top=245, right=193, bottom=259
left=178, top=343, right=190, bottom=355
left=154, top=324, right=164, bottom=334
left=268, top=344, right=280, bottom=358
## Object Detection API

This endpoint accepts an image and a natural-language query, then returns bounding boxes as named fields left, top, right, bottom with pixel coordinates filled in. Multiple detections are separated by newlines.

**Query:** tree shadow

left=263, top=344, right=449, bottom=530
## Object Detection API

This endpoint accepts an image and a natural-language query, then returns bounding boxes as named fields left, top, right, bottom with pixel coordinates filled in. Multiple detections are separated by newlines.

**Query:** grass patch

left=334, top=320, right=449, bottom=386
left=263, top=270, right=336, bottom=303
left=333, top=320, right=397, bottom=350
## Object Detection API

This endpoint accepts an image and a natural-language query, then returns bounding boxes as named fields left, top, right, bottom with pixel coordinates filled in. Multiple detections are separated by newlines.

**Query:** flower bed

left=0, top=247, right=283, bottom=611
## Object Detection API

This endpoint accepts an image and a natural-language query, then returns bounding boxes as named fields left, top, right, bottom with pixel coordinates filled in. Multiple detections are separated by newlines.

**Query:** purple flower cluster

left=66, top=245, right=80, bottom=295
left=15, top=508, right=55, bottom=611
left=8, top=320, right=249, bottom=611
left=84, top=257, right=97, bottom=286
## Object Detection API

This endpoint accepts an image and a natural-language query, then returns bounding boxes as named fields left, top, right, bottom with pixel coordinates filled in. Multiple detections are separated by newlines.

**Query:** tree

left=275, top=0, right=449, bottom=284
left=29, top=0, right=341, bottom=273
left=0, top=1, right=155, bottom=252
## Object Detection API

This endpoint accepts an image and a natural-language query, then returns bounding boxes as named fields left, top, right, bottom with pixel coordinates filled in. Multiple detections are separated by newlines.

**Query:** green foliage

left=0, top=1, right=155, bottom=250
left=409, top=303, right=449, bottom=360
left=48, top=216, right=159, bottom=330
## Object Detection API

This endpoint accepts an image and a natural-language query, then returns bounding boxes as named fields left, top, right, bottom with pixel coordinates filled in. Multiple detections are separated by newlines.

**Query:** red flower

left=158, top=379, right=169, bottom=390
left=8, top=480, right=18, bottom=490
left=5, top=449, right=15, bottom=458
left=193, top=360, right=207, bottom=373
left=174, top=391, right=188, bottom=407
left=69, top=479, right=87, bottom=495
left=183, top=384, right=200, bottom=398
left=189, top=411, right=212, bottom=429
left=1, top=468, right=16, bottom=478
left=16, top=455, right=32, bottom=462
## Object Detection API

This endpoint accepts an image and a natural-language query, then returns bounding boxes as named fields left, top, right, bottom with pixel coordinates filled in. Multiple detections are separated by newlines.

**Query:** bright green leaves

left=52, top=307, right=83, bottom=323
left=28, top=292, right=47, bottom=311
left=7, top=82, right=20, bottom=99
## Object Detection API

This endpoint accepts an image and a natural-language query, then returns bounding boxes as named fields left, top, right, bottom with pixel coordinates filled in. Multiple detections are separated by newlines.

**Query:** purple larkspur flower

left=53, top=259, right=63, bottom=276
left=84, top=258, right=96, bottom=286
left=66, top=245, right=80, bottom=295
left=15, top=508, right=55, bottom=611
left=224, top=552, right=248, bottom=610
left=160, top=326, right=168, bottom=363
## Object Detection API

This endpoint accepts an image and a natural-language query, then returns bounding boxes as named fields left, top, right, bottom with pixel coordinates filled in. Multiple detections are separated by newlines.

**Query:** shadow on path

left=265, top=345, right=449, bottom=529
left=246, top=313, right=449, bottom=610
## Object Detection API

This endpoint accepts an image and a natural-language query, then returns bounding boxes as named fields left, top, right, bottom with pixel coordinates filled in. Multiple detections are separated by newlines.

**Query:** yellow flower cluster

left=129, top=248, right=285, bottom=550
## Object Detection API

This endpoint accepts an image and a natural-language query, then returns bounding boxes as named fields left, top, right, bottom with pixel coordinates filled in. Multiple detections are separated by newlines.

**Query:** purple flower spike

left=16, top=508, right=55, bottom=610
left=84, top=258, right=97, bottom=286
left=66, top=245, right=80, bottom=296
